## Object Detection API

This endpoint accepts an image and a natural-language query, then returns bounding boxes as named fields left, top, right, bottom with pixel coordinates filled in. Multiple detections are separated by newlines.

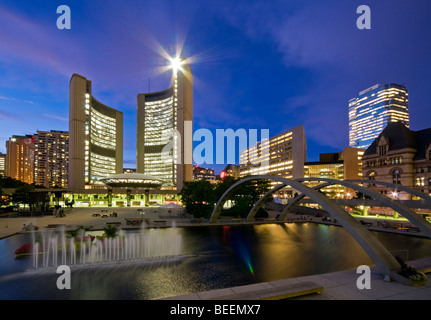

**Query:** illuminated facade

left=349, top=83, right=409, bottom=149
left=137, top=58, right=193, bottom=191
left=34, top=130, right=69, bottom=188
left=362, top=122, right=431, bottom=200
left=304, top=147, right=365, bottom=198
left=5, top=135, right=35, bottom=184
left=239, top=125, right=307, bottom=196
left=193, top=165, right=216, bottom=182
left=221, top=164, right=240, bottom=179
left=69, top=74, right=123, bottom=190
left=0, top=153, right=5, bottom=176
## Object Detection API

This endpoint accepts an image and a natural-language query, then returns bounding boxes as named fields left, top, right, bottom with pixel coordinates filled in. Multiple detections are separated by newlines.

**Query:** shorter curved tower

left=69, top=74, right=123, bottom=190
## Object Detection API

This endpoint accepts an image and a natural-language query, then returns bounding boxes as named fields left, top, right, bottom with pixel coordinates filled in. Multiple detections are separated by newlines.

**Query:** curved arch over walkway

left=278, top=180, right=431, bottom=222
left=210, top=175, right=401, bottom=275
left=295, top=178, right=431, bottom=239
left=245, top=183, right=287, bottom=222
left=347, top=179, right=431, bottom=205
left=277, top=182, right=331, bottom=221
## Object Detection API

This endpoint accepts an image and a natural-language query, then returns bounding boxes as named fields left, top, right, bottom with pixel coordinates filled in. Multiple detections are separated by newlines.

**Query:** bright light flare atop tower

left=170, top=56, right=183, bottom=72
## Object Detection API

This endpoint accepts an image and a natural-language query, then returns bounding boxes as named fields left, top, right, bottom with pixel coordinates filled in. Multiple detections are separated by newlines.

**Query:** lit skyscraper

left=349, top=83, right=409, bottom=149
left=137, top=58, right=193, bottom=191
left=0, top=153, right=5, bottom=177
left=5, top=135, right=35, bottom=184
left=69, top=74, right=123, bottom=190
left=34, top=130, right=69, bottom=188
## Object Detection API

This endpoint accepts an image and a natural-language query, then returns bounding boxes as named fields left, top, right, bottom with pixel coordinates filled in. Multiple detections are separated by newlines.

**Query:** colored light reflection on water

left=222, top=225, right=255, bottom=276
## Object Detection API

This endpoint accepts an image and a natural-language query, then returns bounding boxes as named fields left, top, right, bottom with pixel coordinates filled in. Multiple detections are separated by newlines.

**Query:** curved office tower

left=69, top=74, right=123, bottom=190
left=137, top=58, right=193, bottom=191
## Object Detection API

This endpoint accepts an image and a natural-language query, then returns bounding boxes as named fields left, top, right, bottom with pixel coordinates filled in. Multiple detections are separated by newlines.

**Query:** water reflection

left=0, top=223, right=430, bottom=300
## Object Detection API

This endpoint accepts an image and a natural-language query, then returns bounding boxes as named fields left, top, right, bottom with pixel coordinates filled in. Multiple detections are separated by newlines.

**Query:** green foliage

left=355, top=191, right=373, bottom=200
left=103, top=224, right=118, bottom=238
left=396, top=255, right=428, bottom=282
left=11, top=185, right=51, bottom=212
left=179, top=180, right=215, bottom=218
left=179, top=176, right=272, bottom=220
left=11, top=185, right=35, bottom=208
left=0, top=174, right=28, bottom=189
left=0, top=188, right=10, bottom=207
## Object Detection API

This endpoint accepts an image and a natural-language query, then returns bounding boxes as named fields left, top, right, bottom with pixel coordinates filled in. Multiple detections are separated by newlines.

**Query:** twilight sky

left=1, top=0, right=431, bottom=173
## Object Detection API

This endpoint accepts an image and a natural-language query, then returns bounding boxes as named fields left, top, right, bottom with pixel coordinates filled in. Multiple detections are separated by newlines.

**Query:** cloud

left=0, top=95, right=35, bottom=104
left=0, top=110, right=15, bottom=121
left=214, top=0, right=431, bottom=149
left=0, top=6, right=83, bottom=76
left=43, top=113, right=68, bottom=122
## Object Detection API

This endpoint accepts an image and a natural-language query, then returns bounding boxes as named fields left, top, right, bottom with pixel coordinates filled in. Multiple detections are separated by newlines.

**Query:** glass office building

left=349, top=83, right=409, bottom=150
left=137, top=59, right=193, bottom=191
left=69, top=74, right=123, bottom=190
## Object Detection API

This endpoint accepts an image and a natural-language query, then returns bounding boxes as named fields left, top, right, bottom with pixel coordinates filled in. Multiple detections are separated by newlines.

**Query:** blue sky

left=1, top=0, right=431, bottom=173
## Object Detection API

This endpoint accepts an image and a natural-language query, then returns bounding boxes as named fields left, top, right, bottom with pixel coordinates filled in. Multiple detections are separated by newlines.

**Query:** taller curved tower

left=137, top=58, right=193, bottom=191
left=69, top=74, right=123, bottom=190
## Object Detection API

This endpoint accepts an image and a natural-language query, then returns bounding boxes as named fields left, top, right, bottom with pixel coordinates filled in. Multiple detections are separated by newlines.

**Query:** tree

left=11, top=185, right=35, bottom=210
left=179, top=180, right=216, bottom=218
left=0, top=188, right=10, bottom=207
left=215, top=176, right=272, bottom=219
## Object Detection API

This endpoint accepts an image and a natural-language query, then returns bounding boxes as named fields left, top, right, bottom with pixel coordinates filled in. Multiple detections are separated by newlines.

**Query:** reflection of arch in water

left=210, top=176, right=431, bottom=279
left=210, top=175, right=402, bottom=277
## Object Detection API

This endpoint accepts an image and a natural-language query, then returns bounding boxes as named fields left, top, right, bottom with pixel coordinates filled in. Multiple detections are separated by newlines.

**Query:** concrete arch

left=210, top=175, right=401, bottom=276
left=279, top=179, right=431, bottom=222
left=245, top=183, right=287, bottom=222
left=278, top=182, right=331, bottom=221
left=347, top=179, right=431, bottom=205
left=295, top=178, right=431, bottom=239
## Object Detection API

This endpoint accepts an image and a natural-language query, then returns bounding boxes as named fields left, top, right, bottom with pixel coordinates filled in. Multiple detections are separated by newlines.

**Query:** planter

left=390, top=270, right=428, bottom=286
